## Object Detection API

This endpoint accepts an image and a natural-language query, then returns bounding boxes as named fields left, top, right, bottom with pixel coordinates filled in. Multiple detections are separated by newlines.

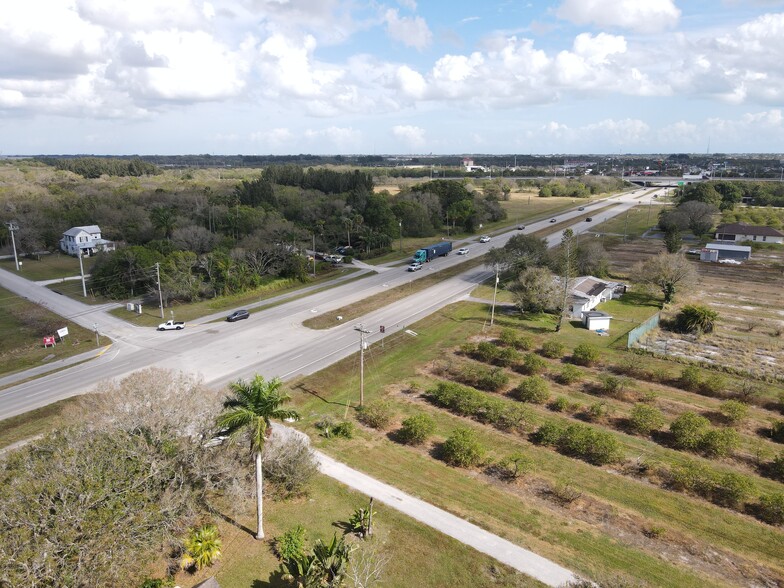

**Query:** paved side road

left=316, top=452, right=581, bottom=587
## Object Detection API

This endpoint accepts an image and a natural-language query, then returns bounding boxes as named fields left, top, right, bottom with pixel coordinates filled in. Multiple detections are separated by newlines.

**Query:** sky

left=2, top=0, right=784, bottom=155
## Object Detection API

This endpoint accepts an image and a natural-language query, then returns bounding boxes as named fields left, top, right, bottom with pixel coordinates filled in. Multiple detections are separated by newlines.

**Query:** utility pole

left=623, top=208, right=630, bottom=242
left=354, top=323, right=371, bottom=407
left=6, top=222, right=19, bottom=271
left=78, top=248, right=87, bottom=297
left=398, top=220, right=402, bottom=252
left=155, top=262, right=164, bottom=319
left=490, top=264, right=500, bottom=326
left=312, top=233, right=316, bottom=275
left=93, top=322, right=99, bottom=346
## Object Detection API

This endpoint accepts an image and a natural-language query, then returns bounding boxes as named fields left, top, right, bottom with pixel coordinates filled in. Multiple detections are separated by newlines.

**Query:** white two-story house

left=59, top=225, right=115, bottom=257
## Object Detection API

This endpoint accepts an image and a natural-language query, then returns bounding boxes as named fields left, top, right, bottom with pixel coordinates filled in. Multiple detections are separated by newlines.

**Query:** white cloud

left=303, top=126, right=361, bottom=151
left=392, top=124, right=426, bottom=148
left=384, top=8, right=432, bottom=51
left=572, top=33, right=626, bottom=65
left=556, top=0, right=680, bottom=33
left=75, top=0, right=209, bottom=31
left=396, top=65, right=427, bottom=99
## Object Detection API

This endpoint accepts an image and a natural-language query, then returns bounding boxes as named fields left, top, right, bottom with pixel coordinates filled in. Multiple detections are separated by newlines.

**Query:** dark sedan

left=226, top=309, right=250, bottom=322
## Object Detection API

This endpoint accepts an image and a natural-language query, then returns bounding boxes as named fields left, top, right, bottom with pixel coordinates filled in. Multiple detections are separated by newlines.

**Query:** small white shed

left=582, top=311, right=612, bottom=332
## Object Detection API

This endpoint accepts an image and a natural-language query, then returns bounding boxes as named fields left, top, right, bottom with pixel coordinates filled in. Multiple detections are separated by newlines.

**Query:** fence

left=626, top=312, right=661, bottom=348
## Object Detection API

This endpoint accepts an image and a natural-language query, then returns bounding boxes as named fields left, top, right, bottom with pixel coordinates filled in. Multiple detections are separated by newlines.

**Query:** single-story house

left=59, top=225, right=115, bottom=257
left=583, top=310, right=612, bottom=331
left=566, top=276, right=625, bottom=318
left=714, top=223, right=784, bottom=244
left=700, top=242, right=751, bottom=262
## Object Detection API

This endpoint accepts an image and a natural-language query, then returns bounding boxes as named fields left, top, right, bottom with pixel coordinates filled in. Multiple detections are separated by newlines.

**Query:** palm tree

left=180, top=524, right=222, bottom=571
left=216, top=375, right=299, bottom=539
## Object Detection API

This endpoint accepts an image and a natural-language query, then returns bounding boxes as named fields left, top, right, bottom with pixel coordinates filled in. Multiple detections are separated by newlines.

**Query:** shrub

left=547, top=481, right=582, bottom=506
left=771, top=420, right=784, bottom=443
left=499, top=328, right=533, bottom=350
left=496, top=451, right=533, bottom=480
left=701, top=373, right=727, bottom=397
left=441, top=427, right=486, bottom=467
left=712, top=472, right=754, bottom=508
left=531, top=421, right=566, bottom=446
left=520, top=352, right=548, bottom=375
left=757, top=492, right=784, bottom=525
left=274, top=525, right=307, bottom=562
left=597, top=374, right=629, bottom=398
left=679, top=366, right=702, bottom=392
left=557, top=423, right=623, bottom=465
left=719, top=399, right=748, bottom=426
left=585, top=401, right=609, bottom=422
left=540, top=341, right=565, bottom=359
left=572, top=344, right=600, bottom=366
left=459, top=342, right=477, bottom=356
left=670, top=411, right=711, bottom=451
left=548, top=397, right=570, bottom=412
left=699, top=428, right=741, bottom=458
left=263, top=435, right=319, bottom=497
left=397, top=413, right=436, bottom=445
left=556, top=364, right=582, bottom=385
left=475, top=367, right=510, bottom=392
left=475, top=341, right=499, bottom=363
left=628, top=404, right=665, bottom=436
left=495, top=346, right=522, bottom=367
left=769, top=452, right=784, bottom=482
left=669, top=460, right=716, bottom=496
left=513, top=376, right=550, bottom=404
left=486, top=401, right=533, bottom=432
left=674, top=304, right=718, bottom=334
left=426, top=381, right=531, bottom=432
left=317, top=417, right=355, bottom=439
left=357, top=400, right=394, bottom=430
left=180, top=524, right=222, bottom=571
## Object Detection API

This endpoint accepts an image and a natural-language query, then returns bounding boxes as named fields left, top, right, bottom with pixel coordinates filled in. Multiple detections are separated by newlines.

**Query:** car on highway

left=549, top=218, right=557, bottom=223
left=578, top=206, right=585, bottom=211
left=479, top=235, right=490, bottom=243
left=517, top=225, right=525, bottom=230
left=407, top=262, right=422, bottom=272
left=457, top=247, right=469, bottom=255
left=585, top=217, right=593, bottom=222
left=226, top=309, right=250, bottom=322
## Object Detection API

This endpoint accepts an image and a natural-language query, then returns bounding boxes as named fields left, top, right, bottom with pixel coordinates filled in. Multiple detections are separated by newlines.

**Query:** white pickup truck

left=157, top=320, right=185, bottom=331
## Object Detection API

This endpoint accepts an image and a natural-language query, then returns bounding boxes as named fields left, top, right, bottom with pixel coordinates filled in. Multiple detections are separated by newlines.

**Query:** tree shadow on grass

left=252, top=569, right=289, bottom=588
left=209, top=508, right=255, bottom=537
left=291, top=382, right=350, bottom=407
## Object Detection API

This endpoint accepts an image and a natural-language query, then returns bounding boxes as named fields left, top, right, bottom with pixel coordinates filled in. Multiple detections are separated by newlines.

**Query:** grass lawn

left=174, top=475, right=547, bottom=588
left=592, top=204, right=662, bottom=239
left=0, top=252, right=91, bottom=282
left=0, top=397, right=80, bottom=448
left=0, top=286, right=103, bottom=378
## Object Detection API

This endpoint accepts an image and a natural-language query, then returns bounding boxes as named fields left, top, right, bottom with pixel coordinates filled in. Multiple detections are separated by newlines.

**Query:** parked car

left=226, top=309, right=250, bottom=322
left=479, top=235, right=490, bottom=243
left=157, top=320, right=185, bottom=331
left=407, top=262, right=422, bottom=272
left=457, top=247, right=469, bottom=255
left=550, top=218, right=557, bottom=223
left=585, top=217, right=593, bottom=222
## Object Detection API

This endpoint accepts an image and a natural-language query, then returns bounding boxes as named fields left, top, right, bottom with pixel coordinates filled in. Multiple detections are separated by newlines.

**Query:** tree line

left=38, top=157, right=162, bottom=178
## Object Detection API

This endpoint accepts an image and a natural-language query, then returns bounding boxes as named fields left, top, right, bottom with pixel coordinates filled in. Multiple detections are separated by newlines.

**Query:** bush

left=520, top=352, right=548, bottom=375
left=499, top=328, right=533, bottom=350
left=771, top=420, right=784, bottom=443
left=180, top=524, right=222, bottom=571
left=669, top=460, right=716, bottom=496
left=496, top=451, right=533, bottom=480
left=317, top=417, right=355, bottom=439
left=548, top=397, right=571, bottom=412
left=757, top=492, right=784, bottom=525
left=426, top=381, right=531, bottom=432
left=531, top=421, right=566, bottom=446
left=441, top=427, right=486, bottom=467
left=274, top=525, right=307, bottom=562
left=456, top=364, right=509, bottom=392
left=719, top=399, right=748, bottom=426
left=495, top=346, right=522, bottom=367
left=699, top=428, right=741, bottom=458
left=597, top=374, right=629, bottom=398
left=674, top=304, right=718, bottom=334
left=679, top=366, right=702, bottom=392
left=572, top=344, right=600, bottom=366
left=628, top=404, right=665, bottom=436
left=557, top=423, right=623, bottom=465
left=670, top=411, right=711, bottom=450
left=585, top=401, right=610, bottom=422
left=263, top=435, right=319, bottom=497
left=556, top=364, right=583, bottom=385
left=397, top=413, right=436, bottom=445
left=701, top=373, right=727, bottom=397
left=475, top=341, right=498, bottom=363
left=712, top=472, right=754, bottom=508
left=769, top=452, right=784, bottom=482
left=540, top=341, right=565, bottom=359
left=512, top=376, right=550, bottom=404
left=356, top=400, right=394, bottom=430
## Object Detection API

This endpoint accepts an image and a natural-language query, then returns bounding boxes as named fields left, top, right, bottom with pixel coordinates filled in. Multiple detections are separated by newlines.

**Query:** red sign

left=43, top=336, right=56, bottom=347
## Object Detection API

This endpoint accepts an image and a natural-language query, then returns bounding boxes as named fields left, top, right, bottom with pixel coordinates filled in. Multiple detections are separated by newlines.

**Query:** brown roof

left=574, top=278, right=609, bottom=297
left=715, top=223, right=784, bottom=237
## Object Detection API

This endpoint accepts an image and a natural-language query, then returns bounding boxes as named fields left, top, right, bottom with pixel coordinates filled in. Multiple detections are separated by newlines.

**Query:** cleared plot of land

left=0, top=253, right=90, bottom=282
left=0, top=285, right=99, bottom=378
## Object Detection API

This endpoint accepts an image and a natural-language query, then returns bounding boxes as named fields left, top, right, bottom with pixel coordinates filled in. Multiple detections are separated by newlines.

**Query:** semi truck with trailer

left=412, top=241, right=452, bottom=264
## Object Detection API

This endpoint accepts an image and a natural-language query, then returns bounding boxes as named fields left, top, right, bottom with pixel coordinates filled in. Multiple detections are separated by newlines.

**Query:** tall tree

left=631, top=253, right=696, bottom=304
left=555, top=229, right=576, bottom=332
left=216, top=375, right=299, bottom=539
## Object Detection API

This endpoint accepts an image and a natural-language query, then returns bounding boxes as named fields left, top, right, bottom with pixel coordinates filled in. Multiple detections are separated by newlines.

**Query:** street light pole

left=398, top=220, right=402, bottom=252
left=78, top=248, right=87, bottom=297
left=490, top=264, right=500, bottom=327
